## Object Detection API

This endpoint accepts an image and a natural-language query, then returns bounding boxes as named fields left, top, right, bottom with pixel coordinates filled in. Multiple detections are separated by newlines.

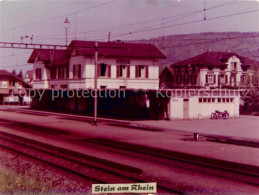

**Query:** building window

left=230, top=75, right=236, bottom=86
left=231, top=62, right=237, bottom=69
left=218, top=98, right=221, bottom=103
left=117, top=65, right=130, bottom=78
left=35, top=68, right=42, bottom=80
left=177, top=75, right=182, bottom=85
left=100, top=86, right=107, bottom=89
left=98, top=63, right=111, bottom=77
left=73, top=64, right=81, bottom=79
left=240, top=75, right=245, bottom=84
left=58, top=66, right=65, bottom=79
left=135, top=65, right=148, bottom=78
left=9, top=80, right=15, bottom=86
left=252, top=76, right=258, bottom=86
left=219, top=75, right=226, bottom=84
left=199, top=98, right=202, bottom=103
left=206, top=74, right=215, bottom=84
left=245, top=75, right=250, bottom=85
left=191, top=75, right=197, bottom=85
left=60, top=85, right=68, bottom=89
left=51, top=68, right=56, bottom=79
left=1, top=81, right=8, bottom=88
left=184, top=74, right=189, bottom=85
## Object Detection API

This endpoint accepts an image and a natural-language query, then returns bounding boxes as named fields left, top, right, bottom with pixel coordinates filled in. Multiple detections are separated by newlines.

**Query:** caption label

left=92, top=182, right=156, bottom=194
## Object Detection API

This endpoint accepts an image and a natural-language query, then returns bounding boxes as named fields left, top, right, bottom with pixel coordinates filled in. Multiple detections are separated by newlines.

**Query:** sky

left=0, top=0, right=258, bottom=73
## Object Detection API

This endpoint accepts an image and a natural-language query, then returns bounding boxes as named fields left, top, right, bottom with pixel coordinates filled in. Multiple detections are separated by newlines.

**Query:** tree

left=18, top=70, right=23, bottom=79
left=240, top=66, right=259, bottom=114
left=12, top=69, right=16, bottom=75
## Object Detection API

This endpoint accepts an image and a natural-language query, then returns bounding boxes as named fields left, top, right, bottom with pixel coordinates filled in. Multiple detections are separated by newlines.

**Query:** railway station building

left=28, top=40, right=166, bottom=90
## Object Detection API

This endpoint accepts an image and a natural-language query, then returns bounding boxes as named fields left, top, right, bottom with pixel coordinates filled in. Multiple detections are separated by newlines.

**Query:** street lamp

left=63, top=17, right=70, bottom=46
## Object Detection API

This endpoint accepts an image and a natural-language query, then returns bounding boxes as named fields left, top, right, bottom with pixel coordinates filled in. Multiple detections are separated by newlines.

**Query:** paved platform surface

left=134, top=116, right=259, bottom=140
left=0, top=106, right=258, bottom=169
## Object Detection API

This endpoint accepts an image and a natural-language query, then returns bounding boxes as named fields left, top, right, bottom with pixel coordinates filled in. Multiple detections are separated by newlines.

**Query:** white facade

left=168, top=89, right=240, bottom=119
left=30, top=40, right=165, bottom=90
left=33, top=57, right=160, bottom=90
left=198, top=56, right=247, bottom=88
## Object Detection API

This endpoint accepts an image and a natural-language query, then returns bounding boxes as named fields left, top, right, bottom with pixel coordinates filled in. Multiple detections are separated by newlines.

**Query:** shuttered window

left=127, top=66, right=130, bottom=78
left=99, top=63, right=111, bottom=78
left=206, top=74, right=215, bottom=84
left=73, top=64, right=81, bottom=79
left=135, top=65, right=148, bottom=78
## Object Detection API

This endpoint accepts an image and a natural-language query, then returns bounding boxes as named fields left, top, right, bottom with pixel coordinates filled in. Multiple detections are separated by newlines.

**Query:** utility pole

left=94, top=41, right=98, bottom=125
left=108, top=32, right=111, bottom=42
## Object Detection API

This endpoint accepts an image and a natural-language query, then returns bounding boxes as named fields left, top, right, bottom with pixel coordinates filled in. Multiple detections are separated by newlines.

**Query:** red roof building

left=0, top=70, right=32, bottom=105
left=160, top=51, right=259, bottom=89
left=28, top=40, right=166, bottom=89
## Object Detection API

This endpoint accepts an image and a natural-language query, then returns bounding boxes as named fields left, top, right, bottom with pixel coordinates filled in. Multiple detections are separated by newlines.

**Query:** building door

left=183, top=99, right=189, bottom=119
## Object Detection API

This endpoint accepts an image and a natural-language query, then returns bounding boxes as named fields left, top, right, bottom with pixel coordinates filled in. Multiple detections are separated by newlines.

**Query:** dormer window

left=231, top=62, right=237, bottom=69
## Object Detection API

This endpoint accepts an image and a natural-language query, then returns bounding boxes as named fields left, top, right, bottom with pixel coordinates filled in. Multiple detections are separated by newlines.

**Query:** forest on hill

left=132, top=32, right=259, bottom=71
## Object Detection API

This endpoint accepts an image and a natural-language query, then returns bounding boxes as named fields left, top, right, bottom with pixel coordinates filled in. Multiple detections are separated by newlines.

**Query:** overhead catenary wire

left=0, top=0, right=257, bottom=70
left=32, top=0, right=244, bottom=41
left=0, top=0, right=117, bottom=33
left=0, top=34, right=258, bottom=69
left=97, top=9, right=259, bottom=41
left=0, top=52, right=32, bottom=59
left=121, top=0, right=242, bottom=37
left=157, top=34, right=259, bottom=49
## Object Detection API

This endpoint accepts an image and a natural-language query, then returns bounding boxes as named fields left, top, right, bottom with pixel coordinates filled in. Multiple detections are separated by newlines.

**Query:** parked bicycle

left=211, top=110, right=229, bottom=119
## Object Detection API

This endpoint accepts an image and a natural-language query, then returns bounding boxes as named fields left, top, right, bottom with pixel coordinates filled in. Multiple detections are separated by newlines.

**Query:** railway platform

left=0, top=106, right=258, bottom=169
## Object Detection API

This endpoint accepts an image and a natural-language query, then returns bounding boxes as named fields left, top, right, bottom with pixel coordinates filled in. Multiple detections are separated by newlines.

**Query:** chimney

left=226, top=50, right=231, bottom=53
left=207, top=48, right=211, bottom=52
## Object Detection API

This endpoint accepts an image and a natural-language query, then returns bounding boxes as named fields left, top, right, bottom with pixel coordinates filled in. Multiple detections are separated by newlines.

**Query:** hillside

left=132, top=32, right=259, bottom=71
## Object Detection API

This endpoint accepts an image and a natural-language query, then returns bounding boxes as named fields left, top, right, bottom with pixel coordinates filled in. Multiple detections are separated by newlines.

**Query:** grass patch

left=0, top=165, right=52, bottom=194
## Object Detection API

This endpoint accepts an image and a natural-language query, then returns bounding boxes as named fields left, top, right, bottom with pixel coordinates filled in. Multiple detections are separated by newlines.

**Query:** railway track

left=0, top=131, right=182, bottom=194
left=0, top=129, right=258, bottom=194
left=0, top=109, right=258, bottom=194
left=82, top=138, right=259, bottom=186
